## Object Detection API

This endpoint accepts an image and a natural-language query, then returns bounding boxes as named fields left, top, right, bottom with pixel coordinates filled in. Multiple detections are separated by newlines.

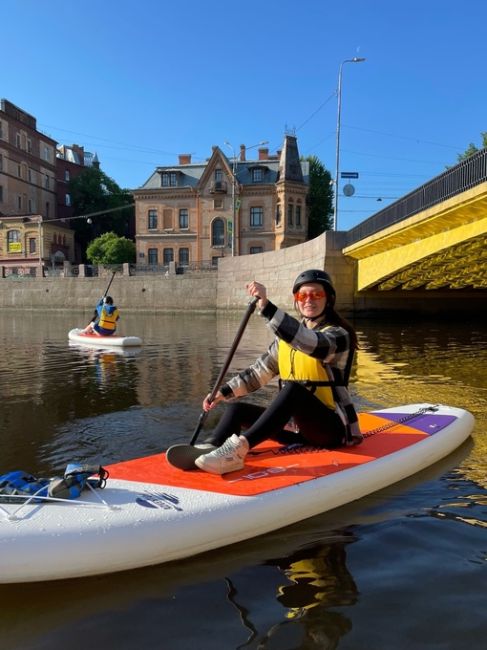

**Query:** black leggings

left=205, top=382, right=345, bottom=450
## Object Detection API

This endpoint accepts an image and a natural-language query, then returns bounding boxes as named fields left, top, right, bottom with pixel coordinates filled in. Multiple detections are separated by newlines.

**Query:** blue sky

left=4, top=0, right=486, bottom=231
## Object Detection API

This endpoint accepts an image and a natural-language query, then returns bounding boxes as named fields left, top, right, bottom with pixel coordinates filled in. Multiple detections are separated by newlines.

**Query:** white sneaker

left=195, top=434, right=249, bottom=475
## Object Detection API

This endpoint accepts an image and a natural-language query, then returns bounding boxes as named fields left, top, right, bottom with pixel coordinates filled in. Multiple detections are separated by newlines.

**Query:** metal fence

left=345, top=147, right=487, bottom=246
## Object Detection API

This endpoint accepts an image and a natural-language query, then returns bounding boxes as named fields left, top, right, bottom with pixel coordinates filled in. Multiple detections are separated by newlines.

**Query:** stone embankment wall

left=0, top=232, right=357, bottom=314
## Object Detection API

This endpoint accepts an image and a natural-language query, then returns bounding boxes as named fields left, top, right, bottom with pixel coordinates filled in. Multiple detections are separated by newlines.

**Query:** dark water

left=0, top=310, right=486, bottom=650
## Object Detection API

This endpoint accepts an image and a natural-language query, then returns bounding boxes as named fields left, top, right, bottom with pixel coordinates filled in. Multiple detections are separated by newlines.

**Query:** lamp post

left=224, top=140, right=268, bottom=256
left=334, top=57, right=366, bottom=231
left=224, top=142, right=237, bottom=256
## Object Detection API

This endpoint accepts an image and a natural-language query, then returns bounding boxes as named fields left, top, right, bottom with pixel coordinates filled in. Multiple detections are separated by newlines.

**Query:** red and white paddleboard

left=0, top=403, right=474, bottom=583
left=68, top=328, right=142, bottom=347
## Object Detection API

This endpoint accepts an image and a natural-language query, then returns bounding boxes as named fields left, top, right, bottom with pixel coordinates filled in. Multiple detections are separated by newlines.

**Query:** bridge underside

left=343, top=183, right=487, bottom=292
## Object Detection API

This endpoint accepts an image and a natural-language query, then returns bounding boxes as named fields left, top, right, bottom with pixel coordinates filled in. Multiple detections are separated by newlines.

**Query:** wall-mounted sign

left=8, top=242, right=22, bottom=253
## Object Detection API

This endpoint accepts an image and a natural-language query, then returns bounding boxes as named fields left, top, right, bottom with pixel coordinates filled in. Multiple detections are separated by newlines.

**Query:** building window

left=250, top=246, right=263, bottom=254
left=163, top=248, right=174, bottom=264
left=45, top=175, right=49, bottom=189
left=148, top=248, right=158, bottom=265
left=148, top=209, right=158, bottom=229
left=16, top=133, right=21, bottom=147
left=0, top=154, right=2, bottom=171
left=29, top=237, right=36, bottom=254
left=179, top=208, right=189, bottom=229
left=28, top=199, right=32, bottom=212
left=251, top=168, right=263, bottom=182
left=211, top=218, right=225, bottom=246
left=28, top=168, right=32, bottom=182
left=162, top=172, right=177, bottom=187
left=179, top=247, right=189, bottom=265
left=296, top=203, right=302, bottom=226
left=65, top=194, right=71, bottom=206
left=276, top=202, right=281, bottom=225
left=214, top=169, right=223, bottom=182
left=46, top=202, right=50, bottom=217
left=0, top=185, right=3, bottom=202
left=43, top=146, right=50, bottom=161
left=17, top=195, right=22, bottom=209
left=18, top=164, right=22, bottom=178
left=64, top=170, right=70, bottom=182
left=287, top=201, right=294, bottom=226
left=250, top=206, right=263, bottom=228
left=211, top=256, right=220, bottom=267
left=27, top=139, right=32, bottom=153
left=7, top=229, right=21, bottom=252
left=214, top=198, right=223, bottom=209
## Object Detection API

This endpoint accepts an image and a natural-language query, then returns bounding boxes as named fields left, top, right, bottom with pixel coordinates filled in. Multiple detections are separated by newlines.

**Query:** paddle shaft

left=189, top=297, right=259, bottom=445
left=102, top=271, right=116, bottom=299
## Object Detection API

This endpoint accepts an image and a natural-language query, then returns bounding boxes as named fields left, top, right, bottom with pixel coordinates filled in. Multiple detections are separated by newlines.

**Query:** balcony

left=210, top=180, right=228, bottom=193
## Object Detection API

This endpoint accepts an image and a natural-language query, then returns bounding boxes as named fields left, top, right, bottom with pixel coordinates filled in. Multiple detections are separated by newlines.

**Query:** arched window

left=211, top=217, right=225, bottom=246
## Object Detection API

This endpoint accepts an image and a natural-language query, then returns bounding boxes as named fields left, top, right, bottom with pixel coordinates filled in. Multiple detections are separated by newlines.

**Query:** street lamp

left=334, top=57, right=366, bottom=231
left=224, top=140, right=268, bottom=256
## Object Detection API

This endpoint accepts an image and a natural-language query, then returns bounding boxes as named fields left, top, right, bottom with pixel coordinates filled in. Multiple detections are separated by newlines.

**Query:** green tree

left=457, top=132, right=487, bottom=161
left=303, top=155, right=334, bottom=238
left=86, top=232, right=136, bottom=265
left=69, top=167, right=134, bottom=259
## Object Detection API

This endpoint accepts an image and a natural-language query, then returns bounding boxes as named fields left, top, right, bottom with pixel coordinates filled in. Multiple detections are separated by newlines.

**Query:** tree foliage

left=69, top=167, right=134, bottom=259
left=303, top=155, right=334, bottom=239
left=457, top=132, right=487, bottom=161
left=86, top=232, right=136, bottom=265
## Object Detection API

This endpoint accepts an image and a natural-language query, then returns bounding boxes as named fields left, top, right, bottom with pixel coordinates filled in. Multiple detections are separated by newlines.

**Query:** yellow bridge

left=342, top=148, right=487, bottom=292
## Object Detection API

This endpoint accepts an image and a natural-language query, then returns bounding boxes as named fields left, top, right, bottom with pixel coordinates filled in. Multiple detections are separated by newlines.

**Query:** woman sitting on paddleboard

left=195, top=269, right=362, bottom=475
left=83, top=296, right=120, bottom=337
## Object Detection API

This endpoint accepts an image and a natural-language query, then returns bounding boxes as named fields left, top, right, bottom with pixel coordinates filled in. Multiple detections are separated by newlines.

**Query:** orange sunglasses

left=294, top=290, right=326, bottom=302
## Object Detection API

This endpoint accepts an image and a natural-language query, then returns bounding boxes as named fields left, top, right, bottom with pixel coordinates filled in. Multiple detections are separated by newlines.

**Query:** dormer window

left=252, top=168, right=263, bottom=182
left=214, top=169, right=223, bottom=182
left=162, top=172, right=177, bottom=187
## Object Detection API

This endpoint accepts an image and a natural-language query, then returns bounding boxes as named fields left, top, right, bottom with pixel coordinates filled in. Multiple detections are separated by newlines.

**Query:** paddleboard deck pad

left=68, top=328, right=142, bottom=347
left=0, top=403, right=474, bottom=583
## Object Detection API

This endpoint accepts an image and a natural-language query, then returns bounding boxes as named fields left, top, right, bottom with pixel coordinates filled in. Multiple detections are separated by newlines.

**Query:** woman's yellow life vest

left=277, top=338, right=335, bottom=410
left=98, top=307, right=119, bottom=331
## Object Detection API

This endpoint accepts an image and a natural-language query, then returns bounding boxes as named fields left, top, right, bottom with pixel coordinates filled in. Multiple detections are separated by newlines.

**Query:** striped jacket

left=220, top=301, right=362, bottom=444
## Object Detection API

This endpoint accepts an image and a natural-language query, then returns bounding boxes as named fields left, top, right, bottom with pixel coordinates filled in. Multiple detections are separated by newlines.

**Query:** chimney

left=239, top=144, right=246, bottom=161
left=258, top=147, right=269, bottom=161
left=178, top=154, right=192, bottom=165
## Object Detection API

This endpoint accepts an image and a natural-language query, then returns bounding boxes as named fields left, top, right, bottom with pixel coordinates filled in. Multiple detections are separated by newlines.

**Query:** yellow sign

left=8, top=242, right=22, bottom=253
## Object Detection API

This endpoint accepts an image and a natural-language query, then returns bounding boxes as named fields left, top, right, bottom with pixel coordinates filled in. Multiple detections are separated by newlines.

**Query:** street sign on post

left=340, top=172, right=359, bottom=179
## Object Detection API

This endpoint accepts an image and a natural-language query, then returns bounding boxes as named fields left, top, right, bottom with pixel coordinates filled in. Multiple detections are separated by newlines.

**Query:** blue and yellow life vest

left=98, top=306, right=119, bottom=331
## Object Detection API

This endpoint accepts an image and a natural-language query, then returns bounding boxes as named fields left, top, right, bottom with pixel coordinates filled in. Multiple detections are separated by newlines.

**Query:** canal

left=0, top=308, right=485, bottom=649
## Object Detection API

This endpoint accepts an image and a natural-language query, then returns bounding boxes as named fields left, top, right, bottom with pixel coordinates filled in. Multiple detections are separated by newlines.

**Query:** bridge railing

left=346, top=147, right=487, bottom=246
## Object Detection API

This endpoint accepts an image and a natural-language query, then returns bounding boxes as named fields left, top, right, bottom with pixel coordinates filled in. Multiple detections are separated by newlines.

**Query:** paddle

left=102, top=270, right=116, bottom=300
left=189, top=297, right=259, bottom=445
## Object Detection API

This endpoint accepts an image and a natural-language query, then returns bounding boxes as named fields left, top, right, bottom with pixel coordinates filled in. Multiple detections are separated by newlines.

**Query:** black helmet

left=104, top=296, right=113, bottom=305
left=292, top=269, right=336, bottom=306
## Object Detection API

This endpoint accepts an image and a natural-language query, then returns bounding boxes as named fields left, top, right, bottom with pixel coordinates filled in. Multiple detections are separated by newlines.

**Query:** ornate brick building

left=133, top=134, right=309, bottom=267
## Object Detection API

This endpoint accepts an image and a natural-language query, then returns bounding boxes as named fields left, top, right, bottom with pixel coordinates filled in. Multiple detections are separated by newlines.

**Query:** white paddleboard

left=68, top=328, right=142, bottom=347
left=0, top=403, right=474, bottom=583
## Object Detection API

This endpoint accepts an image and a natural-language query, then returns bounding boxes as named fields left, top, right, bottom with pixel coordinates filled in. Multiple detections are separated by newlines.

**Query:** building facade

left=0, top=99, right=57, bottom=220
left=0, top=100, right=100, bottom=272
left=133, top=135, right=309, bottom=268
